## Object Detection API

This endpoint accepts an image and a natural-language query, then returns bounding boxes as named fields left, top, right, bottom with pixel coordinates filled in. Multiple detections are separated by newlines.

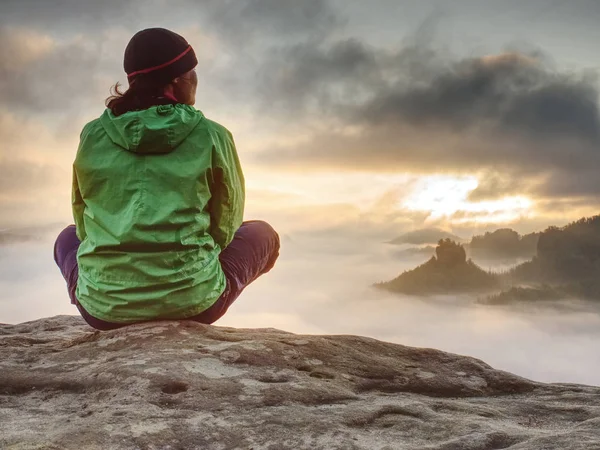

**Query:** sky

left=1, top=0, right=600, bottom=385
left=1, top=0, right=600, bottom=235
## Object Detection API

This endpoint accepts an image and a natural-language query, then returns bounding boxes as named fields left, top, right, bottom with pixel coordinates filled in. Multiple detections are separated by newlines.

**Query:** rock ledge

left=1, top=315, right=599, bottom=449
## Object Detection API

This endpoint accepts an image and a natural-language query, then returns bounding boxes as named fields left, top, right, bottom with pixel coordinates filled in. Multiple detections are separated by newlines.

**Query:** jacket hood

left=100, top=104, right=203, bottom=154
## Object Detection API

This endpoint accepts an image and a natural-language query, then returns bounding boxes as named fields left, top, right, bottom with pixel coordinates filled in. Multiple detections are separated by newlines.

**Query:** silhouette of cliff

left=377, top=239, right=500, bottom=295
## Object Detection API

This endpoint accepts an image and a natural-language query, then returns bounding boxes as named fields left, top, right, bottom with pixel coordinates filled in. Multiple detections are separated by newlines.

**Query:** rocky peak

left=1, top=316, right=599, bottom=449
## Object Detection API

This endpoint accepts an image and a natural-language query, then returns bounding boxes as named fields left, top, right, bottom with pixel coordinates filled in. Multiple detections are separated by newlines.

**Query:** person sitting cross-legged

left=54, top=28, right=280, bottom=331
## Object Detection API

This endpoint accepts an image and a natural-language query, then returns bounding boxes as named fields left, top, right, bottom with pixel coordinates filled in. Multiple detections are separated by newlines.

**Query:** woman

left=53, top=28, right=280, bottom=330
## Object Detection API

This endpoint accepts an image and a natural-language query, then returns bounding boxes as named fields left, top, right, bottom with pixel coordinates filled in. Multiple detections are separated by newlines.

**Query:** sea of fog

left=1, top=230, right=600, bottom=387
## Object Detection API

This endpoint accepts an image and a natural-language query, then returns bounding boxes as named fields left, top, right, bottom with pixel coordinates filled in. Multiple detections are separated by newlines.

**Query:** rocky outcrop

left=1, top=316, right=599, bottom=449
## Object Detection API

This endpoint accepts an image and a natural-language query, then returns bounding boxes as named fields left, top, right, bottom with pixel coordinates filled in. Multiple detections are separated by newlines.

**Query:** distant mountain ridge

left=498, top=215, right=600, bottom=302
left=467, top=228, right=539, bottom=260
left=390, top=227, right=539, bottom=262
left=377, top=239, right=500, bottom=295
left=379, top=215, right=600, bottom=301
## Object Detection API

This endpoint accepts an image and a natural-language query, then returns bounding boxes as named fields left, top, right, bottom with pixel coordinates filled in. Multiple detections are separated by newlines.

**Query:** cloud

left=0, top=112, right=72, bottom=228
left=0, top=26, right=121, bottom=115
left=467, top=172, right=543, bottom=201
left=0, top=159, right=65, bottom=197
left=201, top=0, right=340, bottom=44
left=354, top=52, right=599, bottom=141
left=258, top=40, right=600, bottom=145
left=0, top=153, right=70, bottom=228
left=0, top=0, right=340, bottom=45
left=253, top=40, right=600, bottom=201
left=0, top=0, right=342, bottom=117
left=255, top=39, right=377, bottom=115
left=1, top=0, right=597, bottom=231
left=0, top=0, right=149, bottom=31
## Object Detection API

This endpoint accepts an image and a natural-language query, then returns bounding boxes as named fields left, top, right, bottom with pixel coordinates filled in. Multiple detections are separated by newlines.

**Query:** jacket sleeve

left=209, top=128, right=245, bottom=249
left=72, top=166, right=87, bottom=242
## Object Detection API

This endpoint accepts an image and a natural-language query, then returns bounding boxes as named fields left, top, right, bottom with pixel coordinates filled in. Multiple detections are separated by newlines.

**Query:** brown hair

left=105, top=77, right=169, bottom=116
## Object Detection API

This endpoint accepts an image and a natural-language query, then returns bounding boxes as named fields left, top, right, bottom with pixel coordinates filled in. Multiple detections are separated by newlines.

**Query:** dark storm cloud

left=259, top=42, right=600, bottom=142
left=536, top=167, right=600, bottom=198
left=356, top=53, right=600, bottom=142
left=256, top=41, right=600, bottom=199
left=255, top=39, right=379, bottom=114
left=2, top=0, right=599, bottom=202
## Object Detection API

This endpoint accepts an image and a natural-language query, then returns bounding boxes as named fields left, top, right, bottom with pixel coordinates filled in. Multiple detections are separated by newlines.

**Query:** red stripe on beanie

left=127, top=45, right=193, bottom=79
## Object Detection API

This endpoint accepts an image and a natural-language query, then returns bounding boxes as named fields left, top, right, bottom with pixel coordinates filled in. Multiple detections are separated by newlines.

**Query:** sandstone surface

left=1, top=315, right=599, bottom=449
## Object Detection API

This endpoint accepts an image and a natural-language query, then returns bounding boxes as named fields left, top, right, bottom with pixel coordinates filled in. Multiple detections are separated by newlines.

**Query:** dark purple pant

left=53, top=221, right=280, bottom=330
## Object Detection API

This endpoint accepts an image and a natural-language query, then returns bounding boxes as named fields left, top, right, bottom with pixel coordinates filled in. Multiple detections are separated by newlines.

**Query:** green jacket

left=72, top=104, right=245, bottom=323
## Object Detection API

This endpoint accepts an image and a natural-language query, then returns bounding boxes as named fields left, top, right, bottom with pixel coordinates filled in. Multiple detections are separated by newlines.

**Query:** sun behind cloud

left=402, top=175, right=534, bottom=224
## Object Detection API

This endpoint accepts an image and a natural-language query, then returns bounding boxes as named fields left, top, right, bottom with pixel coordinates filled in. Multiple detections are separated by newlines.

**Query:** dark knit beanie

left=124, top=28, right=198, bottom=85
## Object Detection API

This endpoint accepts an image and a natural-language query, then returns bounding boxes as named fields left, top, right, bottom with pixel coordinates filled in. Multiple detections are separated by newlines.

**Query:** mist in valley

left=2, top=226, right=600, bottom=387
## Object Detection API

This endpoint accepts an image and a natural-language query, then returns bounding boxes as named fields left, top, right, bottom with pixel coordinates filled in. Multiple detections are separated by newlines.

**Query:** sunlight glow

left=401, top=176, right=533, bottom=224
